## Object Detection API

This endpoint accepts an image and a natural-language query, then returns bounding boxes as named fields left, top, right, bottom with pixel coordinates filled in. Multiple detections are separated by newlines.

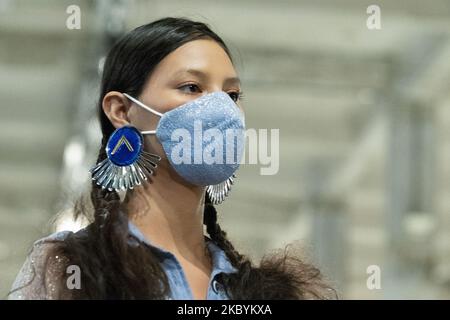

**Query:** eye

left=228, top=91, right=244, bottom=103
left=178, top=83, right=201, bottom=94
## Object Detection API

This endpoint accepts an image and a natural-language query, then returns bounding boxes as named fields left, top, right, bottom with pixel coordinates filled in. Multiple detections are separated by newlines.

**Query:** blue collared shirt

left=127, top=221, right=237, bottom=300
left=9, top=221, right=237, bottom=300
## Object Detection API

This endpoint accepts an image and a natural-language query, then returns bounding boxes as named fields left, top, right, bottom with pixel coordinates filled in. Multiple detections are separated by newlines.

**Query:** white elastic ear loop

left=123, top=93, right=162, bottom=135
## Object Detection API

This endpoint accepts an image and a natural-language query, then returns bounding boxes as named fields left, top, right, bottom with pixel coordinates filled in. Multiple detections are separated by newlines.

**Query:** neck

left=124, top=164, right=207, bottom=260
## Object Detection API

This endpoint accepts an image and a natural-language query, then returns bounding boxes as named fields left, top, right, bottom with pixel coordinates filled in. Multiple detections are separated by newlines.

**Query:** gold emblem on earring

left=111, top=135, right=134, bottom=155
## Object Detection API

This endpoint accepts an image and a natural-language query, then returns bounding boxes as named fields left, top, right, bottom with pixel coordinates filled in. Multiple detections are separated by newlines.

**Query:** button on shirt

left=128, top=221, right=237, bottom=300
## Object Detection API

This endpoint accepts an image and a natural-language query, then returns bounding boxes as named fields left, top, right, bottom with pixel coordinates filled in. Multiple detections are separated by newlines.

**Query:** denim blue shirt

left=127, top=221, right=237, bottom=300
left=9, top=221, right=237, bottom=300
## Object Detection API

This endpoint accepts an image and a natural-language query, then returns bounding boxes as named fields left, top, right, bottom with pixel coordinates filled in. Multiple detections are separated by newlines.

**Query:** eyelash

left=177, top=83, right=244, bottom=102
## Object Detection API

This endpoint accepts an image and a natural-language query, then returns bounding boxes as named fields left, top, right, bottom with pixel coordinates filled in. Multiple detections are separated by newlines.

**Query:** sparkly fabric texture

left=155, top=91, right=245, bottom=186
left=8, top=223, right=237, bottom=300
left=7, top=231, right=72, bottom=300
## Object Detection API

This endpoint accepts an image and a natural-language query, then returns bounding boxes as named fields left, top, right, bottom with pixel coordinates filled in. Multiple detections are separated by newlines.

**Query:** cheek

left=143, top=135, right=167, bottom=161
left=128, top=109, right=166, bottom=159
left=136, top=111, right=159, bottom=130
left=141, top=85, right=186, bottom=113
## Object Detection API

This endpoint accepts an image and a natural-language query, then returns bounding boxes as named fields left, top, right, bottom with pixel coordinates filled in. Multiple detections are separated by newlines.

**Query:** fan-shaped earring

left=90, top=125, right=161, bottom=192
left=206, top=174, right=236, bottom=205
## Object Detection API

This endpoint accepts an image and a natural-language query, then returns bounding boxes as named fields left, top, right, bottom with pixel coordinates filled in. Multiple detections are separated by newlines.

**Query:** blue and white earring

left=90, top=126, right=161, bottom=192
left=206, top=174, right=236, bottom=205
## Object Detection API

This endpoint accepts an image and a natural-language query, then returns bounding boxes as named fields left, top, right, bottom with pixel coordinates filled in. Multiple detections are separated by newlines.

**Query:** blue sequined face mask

left=123, top=91, right=246, bottom=186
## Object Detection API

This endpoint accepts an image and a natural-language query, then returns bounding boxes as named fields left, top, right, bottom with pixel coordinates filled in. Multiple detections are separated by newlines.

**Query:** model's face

left=128, top=39, right=243, bottom=132
left=120, top=38, right=243, bottom=173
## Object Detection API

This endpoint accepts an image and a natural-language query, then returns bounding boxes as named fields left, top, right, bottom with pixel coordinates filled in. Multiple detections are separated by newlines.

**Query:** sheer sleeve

left=8, top=232, right=72, bottom=300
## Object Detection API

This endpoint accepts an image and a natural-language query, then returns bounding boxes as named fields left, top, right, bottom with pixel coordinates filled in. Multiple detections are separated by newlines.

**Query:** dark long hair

left=52, top=17, right=335, bottom=299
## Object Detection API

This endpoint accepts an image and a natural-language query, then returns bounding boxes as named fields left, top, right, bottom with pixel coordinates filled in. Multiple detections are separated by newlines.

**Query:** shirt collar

left=127, top=220, right=238, bottom=276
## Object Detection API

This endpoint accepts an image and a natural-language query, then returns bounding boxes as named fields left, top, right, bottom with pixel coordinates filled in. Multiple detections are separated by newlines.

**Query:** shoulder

left=21, top=229, right=77, bottom=268
left=8, top=230, right=77, bottom=300
left=24, top=230, right=75, bottom=262
left=33, top=230, right=74, bottom=246
left=29, top=228, right=91, bottom=254
left=25, top=230, right=76, bottom=266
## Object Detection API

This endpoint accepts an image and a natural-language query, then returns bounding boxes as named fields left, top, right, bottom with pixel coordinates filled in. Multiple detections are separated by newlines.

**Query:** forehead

left=151, top=39, right=238, bottom=79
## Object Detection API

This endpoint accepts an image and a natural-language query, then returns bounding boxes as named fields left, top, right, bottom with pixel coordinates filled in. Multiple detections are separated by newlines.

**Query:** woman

left=9, top=17, right=335, bottom=300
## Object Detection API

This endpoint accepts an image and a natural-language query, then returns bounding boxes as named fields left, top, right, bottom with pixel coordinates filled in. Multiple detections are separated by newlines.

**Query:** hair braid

left=203, top=192, right=336, bottom=299
left=204, top=193, right=249, bottom=267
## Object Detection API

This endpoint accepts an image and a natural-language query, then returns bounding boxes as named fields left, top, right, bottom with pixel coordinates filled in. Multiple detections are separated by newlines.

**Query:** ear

left=102, top=91, right=132, bottom=129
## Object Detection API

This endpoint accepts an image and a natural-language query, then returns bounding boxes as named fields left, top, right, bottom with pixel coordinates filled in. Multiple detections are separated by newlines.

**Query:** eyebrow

left=172, top=68, right=241, bottom=86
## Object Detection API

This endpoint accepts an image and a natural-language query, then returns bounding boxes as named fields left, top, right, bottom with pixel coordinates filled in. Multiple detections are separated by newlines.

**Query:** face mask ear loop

left=140, top=130, right=156, bottom=135
left=123, top=93, right=161, bottom=135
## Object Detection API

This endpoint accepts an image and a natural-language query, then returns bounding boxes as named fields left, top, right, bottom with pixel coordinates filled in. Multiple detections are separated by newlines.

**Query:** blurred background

left=1, top=0, right=450, bottom=299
